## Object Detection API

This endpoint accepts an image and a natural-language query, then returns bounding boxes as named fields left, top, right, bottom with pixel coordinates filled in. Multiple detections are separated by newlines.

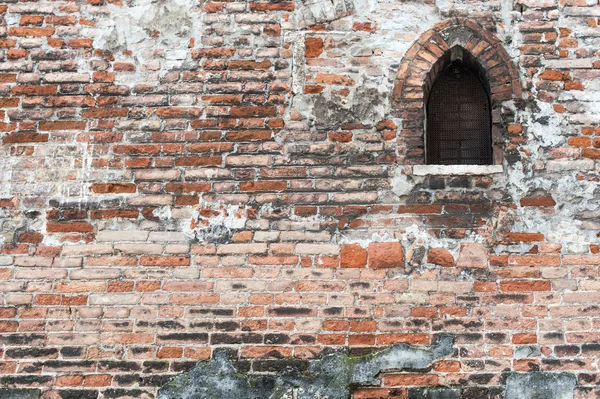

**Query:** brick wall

left=1, top=0, right=600, bottom=397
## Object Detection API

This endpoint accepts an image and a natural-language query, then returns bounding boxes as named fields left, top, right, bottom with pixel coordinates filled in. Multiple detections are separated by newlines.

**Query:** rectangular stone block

left=61, top=245, right=113, bottom=256
left=0, top=255, right=13, bottom=266
left=217, top=244, right=268, bottom=255
left=148, top=232, right=188, bottom=242
left=96, top=230, right=149, bottom=242
left=295, top=243, right=340, bottom=255
left=114, top=243, right=163, bottom=254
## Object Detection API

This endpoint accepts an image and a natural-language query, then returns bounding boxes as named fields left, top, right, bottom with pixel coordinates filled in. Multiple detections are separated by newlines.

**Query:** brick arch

left=392, top=17, right=522, bottom=165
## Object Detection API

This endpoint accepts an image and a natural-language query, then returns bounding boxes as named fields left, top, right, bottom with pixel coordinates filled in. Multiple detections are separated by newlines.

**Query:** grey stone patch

left=95, top=0, right=196, bottom=53
left=292, top=0, right=376, bottom=29
left=514, top=345, right=541, bottom=360
left=312, top=95, right=354, bottom=130
left=158, top=335, right=454, bottom=399
left=48, top=197, right=123, bottom=209
left=441, top=26, right=478, bottom=48
left=0, top=389, right=40, bottom=399
left=183, top=205, right=247, bottom=244
left=350, top=86, right=387, bottom=126
left=405, top=238, right=427, bottom=267
left=408, top=388, right=462, bottom=399
left=310, top=84, right=386, bottom=130
left=193, top=224, right=234, bottom=244
left=504, top=372, right=576, bottom=399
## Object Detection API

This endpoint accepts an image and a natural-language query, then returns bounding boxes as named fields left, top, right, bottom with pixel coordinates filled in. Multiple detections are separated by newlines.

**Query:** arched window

left=426, top=61, right=492, bottom=165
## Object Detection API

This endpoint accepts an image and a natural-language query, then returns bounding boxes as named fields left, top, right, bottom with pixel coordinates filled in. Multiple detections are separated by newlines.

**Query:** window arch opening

left=425, top=56, right=493, bottom=165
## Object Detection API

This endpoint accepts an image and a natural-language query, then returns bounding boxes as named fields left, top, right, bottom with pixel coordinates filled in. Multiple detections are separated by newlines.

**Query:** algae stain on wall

left=159, top=336, right=454, bottom=399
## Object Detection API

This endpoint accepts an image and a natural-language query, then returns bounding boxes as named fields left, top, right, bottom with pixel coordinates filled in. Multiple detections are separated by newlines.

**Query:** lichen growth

left=158, top=335, right=454, bottom=399
left=504, top=372, right=576, bottom=399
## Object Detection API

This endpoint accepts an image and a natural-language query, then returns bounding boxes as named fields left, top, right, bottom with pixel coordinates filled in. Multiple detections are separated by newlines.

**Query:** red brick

left=249, top=2, right=294, bottom=11
left=18, top=232, right=44, bottom=244
left=90, top=183, right=136, bottom=194
left=376, top=334, right=430, bottom=345
left=304, top=85, right=324, bottom=94
left=230, top=106, right=278, bottom=117
left=582, top=148, right=600, bottom=160
left=314, top=73, right=356, bottom=86
left=47, top=222, right=93, bottom=233
left=239, top=181, right=287, bottom=192
left=157, top=347, right=183, bottom=358
left=427, top=248, right=454, bottom=266
left=513, top=333, right=537, bottom=344
left=340, top=244, right=367, bottom=268
left=568, top=136, right=591, bottom=147
left=9, top=27, right=55, bottom=36
left=139, top=256, right=190, bottom=267
left=305, top=37, right=323, bottom=58
left=520, top=195, right=556, bottom=207
left=383, top=374, right=439, bottom=386
left=56, top=375, right=84, bottom=386
left=0, top=321, right=18, bottom=332
left=317, top=334, right=345, bottom=345
left=474, top=282, right=497, bottom=292
left=82, top=108, right=129, bottom=118
left=175, top=156, right=222, bottom=166
left=69, top=38, right=93, bottom=48
left=352, top=22, right=376, bottom=32
left=0, top=39, right=16, bottom=48
left=114, top=62, right=135, bottom=71
left=322, top=320, right=349, bottom=331
left=504, top=232, right=545, bottom=243
left=3, top=133, right=48, bottom=143
left=39, top=121, right=86, bottom=131
left=433, top=360, right=460, bottom=372
left=538, top=70, right=565, bottom=81
left=84, top=375, right=112, bottom=387
left=0, top=74, right=16, bottom=82
left=156, top=107, right=202, bottom=118
left=228, top=60, right=272, bottom=70
left=368, top=242, right=404, bottom=269
left=328, top=131, right=353, bottom=142
left=12, top=85, right=58, bottom=96
left=565, top=81, right=584, bottom=90
left=500, top=280, right=551, bottom=292
left=411, top=307, right=438, bottom=318
left=353, top=388, right=406, bottom=399
left=91, top=209, right=139, bottom=219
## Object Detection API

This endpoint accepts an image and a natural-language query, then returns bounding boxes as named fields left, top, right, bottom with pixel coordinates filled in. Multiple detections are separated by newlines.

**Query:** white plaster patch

left=391, top=167, right=419, bottom=197
left=153, top=206, right=172, bottom=221
left=81, top=0, right=201, bottom=83
left=183, top=203, right=248, bottom=240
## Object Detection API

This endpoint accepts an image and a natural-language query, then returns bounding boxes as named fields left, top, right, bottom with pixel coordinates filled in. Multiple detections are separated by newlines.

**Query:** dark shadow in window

left=426, top=58, right=492, bottom=165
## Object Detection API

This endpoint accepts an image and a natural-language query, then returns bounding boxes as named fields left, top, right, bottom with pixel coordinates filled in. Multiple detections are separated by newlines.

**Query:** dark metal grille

left=426, top=62, right=492, bottom=165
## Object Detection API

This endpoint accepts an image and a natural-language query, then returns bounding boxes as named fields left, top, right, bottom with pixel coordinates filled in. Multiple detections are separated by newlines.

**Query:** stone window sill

left=412, top=165, right=504, bottom=176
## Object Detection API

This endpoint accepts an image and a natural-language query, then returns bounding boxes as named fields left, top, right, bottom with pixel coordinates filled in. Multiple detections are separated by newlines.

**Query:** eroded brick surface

left=0, top=0, right=599, bottom=398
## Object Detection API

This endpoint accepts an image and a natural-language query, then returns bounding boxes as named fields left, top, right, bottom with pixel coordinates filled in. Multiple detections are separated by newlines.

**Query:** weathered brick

left=340, top=244, right=367, bottom=268
left=368, top=242, right=404, bottom=269
left=0, top=4, right=596, bottom=396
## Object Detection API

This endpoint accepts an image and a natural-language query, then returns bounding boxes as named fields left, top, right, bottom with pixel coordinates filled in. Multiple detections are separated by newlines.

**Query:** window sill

left=412, top=165, right=504, bottom=176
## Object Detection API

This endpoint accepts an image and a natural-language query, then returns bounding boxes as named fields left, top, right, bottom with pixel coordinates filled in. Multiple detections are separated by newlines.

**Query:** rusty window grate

left=426, top=62, right=492, bottom=165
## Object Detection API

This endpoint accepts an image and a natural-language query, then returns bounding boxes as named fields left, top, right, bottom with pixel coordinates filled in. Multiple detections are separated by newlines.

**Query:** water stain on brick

left=159, top=335, right=454, bottom=399
left=408, top=388, right=462, bottom=399
left=504, top=372, right=576, bottom=399
left=0, top=389, right=40, bottom=399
